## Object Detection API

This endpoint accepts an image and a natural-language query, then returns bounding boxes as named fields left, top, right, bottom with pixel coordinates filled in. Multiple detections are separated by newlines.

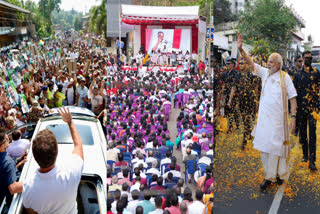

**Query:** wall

left=106, top=37, right=118, bottom=54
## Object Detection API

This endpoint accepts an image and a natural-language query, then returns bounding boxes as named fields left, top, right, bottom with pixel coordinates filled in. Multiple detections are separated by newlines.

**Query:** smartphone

left=209, top=197, right=214, bottom=202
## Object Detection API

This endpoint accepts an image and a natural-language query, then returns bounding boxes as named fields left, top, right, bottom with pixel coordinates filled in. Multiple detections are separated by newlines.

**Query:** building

left=287, top=6, right=306, bottom=61
left=0, top=0, right=35, bottom=47
left=106, top=0, right=132, bottom=54
left=121, top=4, right=206, bottom=60
left=229, top=0, right=250, bottom=14
left=214, top=1, right=306, bottom=62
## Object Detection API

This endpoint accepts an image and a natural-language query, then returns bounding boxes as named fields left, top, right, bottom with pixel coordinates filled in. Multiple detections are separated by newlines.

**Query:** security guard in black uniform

left=237, top=58, right=257, bottom=150
left=293, top=51, right=320, bottom=171
left=222, top=58, right=240, bottom=132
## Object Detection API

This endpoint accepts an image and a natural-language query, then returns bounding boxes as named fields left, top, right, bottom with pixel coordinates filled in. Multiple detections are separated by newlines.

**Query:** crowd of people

left=105, top=47, right=214, bottom=213
left=214, top=32, right=320, bottom=192
left=0, top=30, right=214, bottom=214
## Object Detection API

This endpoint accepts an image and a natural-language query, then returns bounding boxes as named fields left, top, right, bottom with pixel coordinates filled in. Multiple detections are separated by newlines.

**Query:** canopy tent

left=121, top=5, right=199, bottom=25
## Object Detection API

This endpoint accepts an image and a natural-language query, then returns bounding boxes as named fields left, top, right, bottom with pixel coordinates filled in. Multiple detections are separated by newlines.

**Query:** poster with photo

left=145, top=29, right=191, bottom=54
left=19, top=93, right=29, bottom=114
left=5, top=81, right=19, bottom=107
left=7, top=69, right=20, bottom=87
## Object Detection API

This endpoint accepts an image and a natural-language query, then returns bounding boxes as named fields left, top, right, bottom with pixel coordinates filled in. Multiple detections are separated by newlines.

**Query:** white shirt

left=127, top=200, right=141, bottom=213
left=183, top=129, right=193, bottom=138
left=111, top=201, right=117, bottom=214
left=150, top=209, right=164, bottom=214
left=163, top=170, right=181, bottom=180
left=198, top=156, right=211, bottom=166
left=121, top=191, right=132, bottom=201
left=181, top=139, right=193, bottom=149
left=188, top=200, right=205, bottom=214
left=145, top=157, right=158, bottom=164
left=253, top=64, right=297, bottom=156
left=16, top=118, right=25, bottom=127
left=207, top=150, right=214, bottom=156
left=133, top=159, right=148, bottom=169
left=6, top=139, right=30, bottom=158
left=146, top=168, right=161, bottom=177
left=22, top=154, right=84, bottom=214
left=160, top=158, right=171, bottom=166
left=130, top=182, right=141, bottom=192
left=90, top=94, right=103, bottom=112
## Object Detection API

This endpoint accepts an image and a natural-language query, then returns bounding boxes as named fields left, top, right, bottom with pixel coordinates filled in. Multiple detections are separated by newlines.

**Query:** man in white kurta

left=237, top=32, right=297, bottom=190
left=253, top=63, right=297, bottom=183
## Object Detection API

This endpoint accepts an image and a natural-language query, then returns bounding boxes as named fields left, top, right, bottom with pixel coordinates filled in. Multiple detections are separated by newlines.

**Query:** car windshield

left=45, top=124, right=94, bottom=145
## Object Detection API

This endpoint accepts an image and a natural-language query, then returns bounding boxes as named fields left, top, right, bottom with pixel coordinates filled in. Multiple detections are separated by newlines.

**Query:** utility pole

left=119, top=2, right=122, bottom=55
left=209, top=1, right=213, bottom=76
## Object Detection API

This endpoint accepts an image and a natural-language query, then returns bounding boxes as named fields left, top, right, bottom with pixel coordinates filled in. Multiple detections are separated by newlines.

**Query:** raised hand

left=237, top=32, right=243, bottom=49
left=57, top=106, right=72, bottom=125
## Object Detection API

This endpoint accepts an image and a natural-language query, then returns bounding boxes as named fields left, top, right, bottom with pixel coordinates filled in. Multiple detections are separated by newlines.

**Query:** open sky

left=286, top=0, right=320, bottom=46
left=32, top=0, right=101, bottom=14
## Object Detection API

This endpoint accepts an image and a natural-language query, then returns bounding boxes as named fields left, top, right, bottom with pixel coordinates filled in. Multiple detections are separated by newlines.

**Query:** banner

left=7, top=69, right=20, bottom=87
left=145, top=29, right=191, bottom=54
left=19, top=93, right=29, bottom=113
left=5, top=80, right=19, bottom=107
left=85, top=59, right=90, bottom=73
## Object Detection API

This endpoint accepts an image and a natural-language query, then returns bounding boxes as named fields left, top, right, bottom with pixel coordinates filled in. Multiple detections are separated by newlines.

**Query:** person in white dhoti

left=157, top=50, right=164, bottom=65
left=238, top=33, right=297, bottom=191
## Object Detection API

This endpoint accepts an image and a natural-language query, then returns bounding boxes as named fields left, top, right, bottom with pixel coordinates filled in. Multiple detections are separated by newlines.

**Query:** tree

left=38, top=0, right=61, bottom=35
left=213, top=0, right=234, bottom=25
left=73, top=14, right=83, bottom=31
left=237, top=0, right=296, bottom=56
left=88, top=0, right=106, bottom=38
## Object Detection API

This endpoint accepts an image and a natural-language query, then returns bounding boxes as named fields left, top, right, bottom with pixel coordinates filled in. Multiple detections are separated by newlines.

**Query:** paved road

left=214, top=121, right=320, bottom=214
left=168, top=98, right=198, bottom=194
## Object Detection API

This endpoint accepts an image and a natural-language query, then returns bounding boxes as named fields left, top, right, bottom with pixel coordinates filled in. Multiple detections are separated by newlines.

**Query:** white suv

left=4, top=106, right=107, bottom=214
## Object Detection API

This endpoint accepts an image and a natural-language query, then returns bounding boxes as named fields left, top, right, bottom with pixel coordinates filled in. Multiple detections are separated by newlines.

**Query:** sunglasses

left=304, top=57, right=313, bottom=60
left=297, top=60, right=303, bottom=63
left=239, top=63, right=244, bottom=65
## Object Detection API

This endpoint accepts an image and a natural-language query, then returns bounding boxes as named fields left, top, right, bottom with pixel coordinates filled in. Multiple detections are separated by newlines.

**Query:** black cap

left=227, top=58, right=236, bottom=64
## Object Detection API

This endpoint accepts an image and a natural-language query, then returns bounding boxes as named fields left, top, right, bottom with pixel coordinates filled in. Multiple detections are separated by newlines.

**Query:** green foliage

left=38, top=0, right=61, bottom=35
left=251, top=38, right=273, bottom=62
left=213, top=0, right=234, bottom=25
left=73, top=14, right=83, bottom=31
left=38, top=0, right=61, bottom=21
left=237, top=0, right=296, bottom=55
left=89, top=0, right=106, bottom=38
left=52, top=9, right=83, bottom=31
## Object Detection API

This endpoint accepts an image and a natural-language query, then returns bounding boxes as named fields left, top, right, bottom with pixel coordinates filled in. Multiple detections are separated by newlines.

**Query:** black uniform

left=289, top=66, right=301, bottom=135
left=293, top=66, right=320, bottom=164
left=238, top=70, right=256, bottom=145
left=222, top=69, right=240, bottom=131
